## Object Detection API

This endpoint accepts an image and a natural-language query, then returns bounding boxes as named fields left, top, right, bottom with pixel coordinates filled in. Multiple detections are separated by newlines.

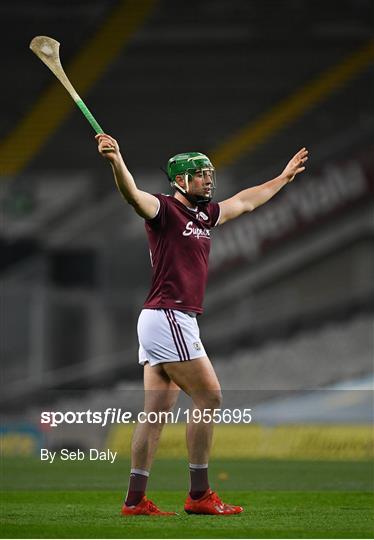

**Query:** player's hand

left=282, top=147, right=309, bottom=183
left=95, top=133, right=120, bottom=162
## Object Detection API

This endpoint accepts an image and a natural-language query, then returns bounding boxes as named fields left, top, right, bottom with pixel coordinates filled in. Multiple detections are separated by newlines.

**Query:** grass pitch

left=1, top=458, right=373, bottom=538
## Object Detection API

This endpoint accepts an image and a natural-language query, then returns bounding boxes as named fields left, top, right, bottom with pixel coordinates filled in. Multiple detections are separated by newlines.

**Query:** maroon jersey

left=143, top=194, right=220, bottom=314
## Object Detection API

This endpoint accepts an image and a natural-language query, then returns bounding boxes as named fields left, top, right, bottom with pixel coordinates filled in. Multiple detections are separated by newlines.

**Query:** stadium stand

left=1, top=0, right=373, bottom=411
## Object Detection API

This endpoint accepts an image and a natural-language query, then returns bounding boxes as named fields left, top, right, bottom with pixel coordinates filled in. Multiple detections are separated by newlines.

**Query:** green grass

left=2, top=457, right=373, bottom=492
left=1, top=458, right=373, bottom=538
left=1, top=490, right=373, bottom=538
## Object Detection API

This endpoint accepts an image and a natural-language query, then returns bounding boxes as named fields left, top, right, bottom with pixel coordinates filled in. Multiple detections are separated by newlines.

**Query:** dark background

left=1, top=0, right=373, bottom=415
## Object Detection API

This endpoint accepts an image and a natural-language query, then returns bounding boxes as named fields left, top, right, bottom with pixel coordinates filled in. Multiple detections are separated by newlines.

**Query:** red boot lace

left=145, top=499, right=159, bottom=513
left=209, top=491, right=222, bottom=504
left=209, top=491, right=235, bottom=511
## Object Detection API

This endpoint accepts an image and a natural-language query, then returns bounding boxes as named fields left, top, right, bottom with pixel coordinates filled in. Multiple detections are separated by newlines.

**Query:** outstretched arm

left=96, top=133, right=159, bottom=220
left=218, top=148, right=308, bottom=225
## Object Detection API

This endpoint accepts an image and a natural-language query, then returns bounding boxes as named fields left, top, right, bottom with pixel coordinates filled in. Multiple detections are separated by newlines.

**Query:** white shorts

left=137, top=308, right=207, bottom=366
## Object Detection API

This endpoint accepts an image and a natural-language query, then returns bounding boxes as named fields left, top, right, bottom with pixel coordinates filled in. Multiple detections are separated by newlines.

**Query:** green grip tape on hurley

left=75, top=99, right=103, bottom=134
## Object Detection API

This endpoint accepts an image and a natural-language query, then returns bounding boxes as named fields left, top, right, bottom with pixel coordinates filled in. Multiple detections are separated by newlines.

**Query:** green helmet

left=166, top=152, right=216, bottom=204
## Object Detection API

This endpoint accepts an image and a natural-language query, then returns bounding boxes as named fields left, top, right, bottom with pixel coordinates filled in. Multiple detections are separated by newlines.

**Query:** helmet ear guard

left=169, top=172, right=189, bottom=192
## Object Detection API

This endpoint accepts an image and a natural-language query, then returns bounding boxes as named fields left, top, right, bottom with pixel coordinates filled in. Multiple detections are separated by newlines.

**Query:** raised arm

left=218, top=148, right=308, bottom=225
left=96, top=133, right=159, bottom=220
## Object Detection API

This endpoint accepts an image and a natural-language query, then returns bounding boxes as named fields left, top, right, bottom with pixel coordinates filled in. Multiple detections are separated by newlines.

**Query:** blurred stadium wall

left=1, top=0, right=373, bottom=458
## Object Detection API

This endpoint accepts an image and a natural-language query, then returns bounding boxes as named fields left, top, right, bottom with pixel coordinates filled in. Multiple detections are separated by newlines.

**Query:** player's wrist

left=280, top=171, right=292, bottom=184
left=109, top=152, right=124, bottom=168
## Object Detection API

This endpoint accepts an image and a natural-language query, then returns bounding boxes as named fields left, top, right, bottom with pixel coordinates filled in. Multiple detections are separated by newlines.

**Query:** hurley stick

left=29, top=36, right=113, bottom=149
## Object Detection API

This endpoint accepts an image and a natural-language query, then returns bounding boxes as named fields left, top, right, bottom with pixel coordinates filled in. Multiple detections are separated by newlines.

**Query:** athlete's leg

left=132, top=362, right=180, bottom=471
left=161, top=357, right=243, bottom=514
left=161, top=356, right=221, bottom=466
left=124, top=362, right=180, bottom=508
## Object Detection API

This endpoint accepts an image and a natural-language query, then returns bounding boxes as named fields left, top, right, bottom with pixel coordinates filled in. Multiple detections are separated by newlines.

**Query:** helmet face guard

left=166, top=152, right=216, bottom=204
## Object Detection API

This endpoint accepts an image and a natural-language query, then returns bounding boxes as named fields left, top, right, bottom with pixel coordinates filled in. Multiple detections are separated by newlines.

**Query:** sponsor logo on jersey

left=182, top=221, right=211, bottom=240
left=198, top=211, right=208, bottom=221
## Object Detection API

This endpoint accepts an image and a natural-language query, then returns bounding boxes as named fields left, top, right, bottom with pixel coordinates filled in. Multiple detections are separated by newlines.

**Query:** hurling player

left=97, top=133, right=308, bottom=515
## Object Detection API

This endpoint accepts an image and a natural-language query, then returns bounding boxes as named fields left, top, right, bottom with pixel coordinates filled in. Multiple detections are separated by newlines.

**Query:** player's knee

left=209, top=390, right=223, bottom=410
left=145, top=389, right=178, bottom=415
left=195, top=389, right=222, bottom=410
left=144, top=399, right=177, bottom=422
left=155, top=401, right=175, bottom=415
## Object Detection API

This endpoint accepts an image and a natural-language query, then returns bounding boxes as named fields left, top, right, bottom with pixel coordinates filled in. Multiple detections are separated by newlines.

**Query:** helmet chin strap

left=174, top=184, right=211, bottom=205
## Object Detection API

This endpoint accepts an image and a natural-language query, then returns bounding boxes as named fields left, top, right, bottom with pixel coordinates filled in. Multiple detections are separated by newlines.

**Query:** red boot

left=121, top=496, right=176, bottom=516
left=184, top=489, right=243, bottom=515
